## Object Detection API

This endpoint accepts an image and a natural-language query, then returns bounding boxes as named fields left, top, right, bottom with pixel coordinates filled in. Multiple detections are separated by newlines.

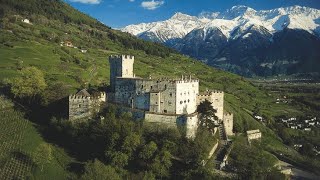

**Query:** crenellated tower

left=109, top=55, right=135, bottom=92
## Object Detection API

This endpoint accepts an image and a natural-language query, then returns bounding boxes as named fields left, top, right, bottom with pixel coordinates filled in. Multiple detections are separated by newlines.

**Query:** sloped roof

left=76, top=89, right=91, bottom=97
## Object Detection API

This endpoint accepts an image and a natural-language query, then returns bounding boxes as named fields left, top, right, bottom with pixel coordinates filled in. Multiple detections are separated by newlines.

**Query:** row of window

left=180, top=99, right=190, bottom=104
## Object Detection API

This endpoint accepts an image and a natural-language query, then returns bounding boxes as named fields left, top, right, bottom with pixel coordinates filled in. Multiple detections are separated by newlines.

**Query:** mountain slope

left=122, top=5, right=320, bottom=77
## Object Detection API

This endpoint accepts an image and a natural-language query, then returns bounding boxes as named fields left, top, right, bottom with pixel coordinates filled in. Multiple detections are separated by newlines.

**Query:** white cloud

left=69, top=0, right=101, bottom=4
left=129, top=0, right=135, bottom=2
left=141, top=0, right=164, bottom=10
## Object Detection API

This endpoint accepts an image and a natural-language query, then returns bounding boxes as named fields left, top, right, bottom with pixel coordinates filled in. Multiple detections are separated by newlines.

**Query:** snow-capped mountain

left=121, top=6, right=320, bottom=77
left=122, top=5, right=320, bottom=42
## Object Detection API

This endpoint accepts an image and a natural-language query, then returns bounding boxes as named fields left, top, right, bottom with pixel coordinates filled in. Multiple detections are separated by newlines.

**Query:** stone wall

left=197, top=90, right=224, bottom=121
left=144, top=112, right=199, bottom=138
left=185, top=113, right=199, bottom=138
left=144, top=113, right=179, bottom=128
left=69, top=95, right=93, bottom=121
left=247, top=129, right=262, bottom=141
left=223, top=112, right=234, bottom=136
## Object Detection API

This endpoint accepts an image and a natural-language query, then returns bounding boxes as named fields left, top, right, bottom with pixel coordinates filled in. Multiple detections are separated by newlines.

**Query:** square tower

left=109, top=55, right=135, bottom=91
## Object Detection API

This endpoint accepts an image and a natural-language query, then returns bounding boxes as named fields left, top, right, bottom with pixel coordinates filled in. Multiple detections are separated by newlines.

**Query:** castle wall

left=185, top=113, right=199, bottom=138
left=134, top=93, right=150, bottom=110
left=114, top=78, right=137, bottom=105
left=144, top=112, right=199, bottom=138
left=175, top=80, right=199, bottom=114
left=149, top=92, right=161, bottom=113
left=197, top=91, right=224, bottom=121
left=144, top=113, right=178, bottom=128
left=69, top=95, right=93, bottom=121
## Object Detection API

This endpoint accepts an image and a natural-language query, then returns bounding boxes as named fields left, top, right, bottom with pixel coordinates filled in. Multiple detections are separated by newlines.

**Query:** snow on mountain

left=121, top=5, right=320, bottom=42
left=122, top=12, right=209, bottom=43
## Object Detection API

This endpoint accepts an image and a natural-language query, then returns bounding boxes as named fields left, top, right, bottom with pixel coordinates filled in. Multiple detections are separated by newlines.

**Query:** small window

left=169, top=93, right=172, bottom=97
left=188, top=99, right=190, bottom=102
left=184, top=100, right=186, bottom=103
left=141, top=85, right=144, bottom=89
left=151, top=86, right=153, bottom=89
left=180, top=101, right=183, bottom=104
left=164, top=110, right=167, bottom=113
left=155, top=93, right=158, bottom=95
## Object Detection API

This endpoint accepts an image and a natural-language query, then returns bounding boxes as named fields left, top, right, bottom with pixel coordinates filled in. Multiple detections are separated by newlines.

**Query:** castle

left=69, top=89, right=106, bottom=121
left=69, top=55, right=233, bottom=138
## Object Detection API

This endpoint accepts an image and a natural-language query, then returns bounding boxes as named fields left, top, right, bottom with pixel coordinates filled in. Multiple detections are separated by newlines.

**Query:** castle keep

left=107, top=55, right=234, bottom=138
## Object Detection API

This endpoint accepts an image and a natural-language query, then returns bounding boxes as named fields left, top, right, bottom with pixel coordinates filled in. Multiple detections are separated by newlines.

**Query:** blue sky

left=65, top=0, right=320, bottom=28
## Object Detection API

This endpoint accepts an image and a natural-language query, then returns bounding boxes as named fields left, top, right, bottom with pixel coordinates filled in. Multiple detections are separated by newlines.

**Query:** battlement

left=198, top=90, right=224, bottom=97
left=69, top=92, right=106, bottom=101
left=175, top=79, right=199, bottom=84
left=109, top=55, right=134, bottom=61
left=144, top=76, right=199, bottom=84
left=69, top=95, right=91, bottom=100
left=224, top=112, right=233, bottom=116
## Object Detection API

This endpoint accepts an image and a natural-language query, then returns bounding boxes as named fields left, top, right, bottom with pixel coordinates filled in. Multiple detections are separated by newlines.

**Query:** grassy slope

left=0, top=0, right=319, bottom=176
left=0, top=97, right=73, bottom=179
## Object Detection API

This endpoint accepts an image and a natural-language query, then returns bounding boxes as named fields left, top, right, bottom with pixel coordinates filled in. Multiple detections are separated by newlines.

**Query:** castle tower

left=223, top=112, right=234, bottom=136
left=109, top=55, right=135, bottom=91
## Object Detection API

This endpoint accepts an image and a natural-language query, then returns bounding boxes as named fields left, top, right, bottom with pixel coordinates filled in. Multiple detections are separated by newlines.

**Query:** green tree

left=108, top=151, right=129, bottom=169
left=139, top=141, right=158, bottom=161
left=143, top=171, right=156, bottom=180
left=122, top=133, right=141, bottom=156
left=33, top=143, right=53, bottom=171
left=229, top=139, right=277, bottom=178
left=150, top=150, right=172, bottom=178
left=197, top=100, right=218, bottom=131
left=82, top=159, right=121, bottom=180
left=9, top=66, right=47, bottom=100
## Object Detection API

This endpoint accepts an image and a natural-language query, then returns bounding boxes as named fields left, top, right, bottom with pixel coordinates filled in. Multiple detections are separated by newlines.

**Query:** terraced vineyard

left=0, top=97, right=34, bottom=179
left=0, top=96, right=72, bottom=179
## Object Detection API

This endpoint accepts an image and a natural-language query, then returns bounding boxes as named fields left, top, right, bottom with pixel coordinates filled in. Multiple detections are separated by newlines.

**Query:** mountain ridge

left=121, top=5, right=320, bottom=77
left=122, top=5, right=320, bottom=41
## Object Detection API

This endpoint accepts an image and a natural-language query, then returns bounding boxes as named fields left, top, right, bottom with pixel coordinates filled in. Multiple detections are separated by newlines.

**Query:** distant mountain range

left=122, top=5, right=320, bottom=77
